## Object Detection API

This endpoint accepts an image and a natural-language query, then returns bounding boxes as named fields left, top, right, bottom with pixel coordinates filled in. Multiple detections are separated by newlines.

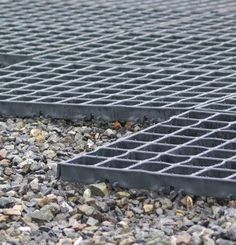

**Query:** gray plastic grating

left=58, top=111, right=236, bottom=198
left=36, top=14, right=236, bottom=69
left=0, top=0, right=235, bottom=56
left=0, top=59, right=236, bottom=121
left=1, top=0, right=236, bottom=197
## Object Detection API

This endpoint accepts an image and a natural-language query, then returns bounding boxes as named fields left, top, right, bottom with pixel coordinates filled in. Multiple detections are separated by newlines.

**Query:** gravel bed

left=0, top=118, right=236, bottom=245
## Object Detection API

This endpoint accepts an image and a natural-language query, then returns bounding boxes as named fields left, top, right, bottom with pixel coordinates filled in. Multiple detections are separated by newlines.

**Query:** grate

left=0, top=0, right=235, bottom=57
left=37, top=14, right=236, bottom=69
left=1, top=0, right=236, bottom=197
left=1, top=60, right=236, bottom=120
left=58, top=110, right=236, bottom=198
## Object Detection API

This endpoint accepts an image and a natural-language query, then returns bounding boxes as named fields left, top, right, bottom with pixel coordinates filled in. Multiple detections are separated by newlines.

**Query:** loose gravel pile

left=0, top=118, right=236, bottom=245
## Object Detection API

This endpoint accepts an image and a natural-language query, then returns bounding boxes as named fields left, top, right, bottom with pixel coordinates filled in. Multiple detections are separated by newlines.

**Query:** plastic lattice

left=0, top=60, right=236, bottom=118
left=59, top=111, right=236, bottom=197
left=1, top=0, right=236, bottom=197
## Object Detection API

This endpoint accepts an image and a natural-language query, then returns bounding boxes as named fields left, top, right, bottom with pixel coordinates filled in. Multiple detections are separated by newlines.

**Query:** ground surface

left=0, top=118, right=236, bottom=245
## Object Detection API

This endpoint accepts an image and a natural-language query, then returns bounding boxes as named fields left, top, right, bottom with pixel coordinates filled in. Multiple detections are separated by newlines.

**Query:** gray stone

left=78, top=204, right=95, bottom=216
left=226, top=224, right=236, bottom=241
left=87, top=217, right=99, bottom=226
left=216, top=238, right=236, bottom=245
left=0, top=197, right=14, bottom=208
left=159, top=198, right=173, bottom=209
left=30, top=209, right=54, bottom=222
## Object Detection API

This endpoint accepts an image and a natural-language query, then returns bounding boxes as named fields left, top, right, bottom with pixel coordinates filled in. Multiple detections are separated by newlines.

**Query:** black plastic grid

left=37, top=14, right=236, bottom=69
left=1, top=0, right=236, bottom=197
left=0, top=0, right=235, bottom=57
left=58, top=110, right=236, bottom=198
left=0, top=60, right=236, bottom=118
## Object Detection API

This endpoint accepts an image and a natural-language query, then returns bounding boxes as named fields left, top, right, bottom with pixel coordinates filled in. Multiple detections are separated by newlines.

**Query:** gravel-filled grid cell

left=59, top=110, right=236, bottom=197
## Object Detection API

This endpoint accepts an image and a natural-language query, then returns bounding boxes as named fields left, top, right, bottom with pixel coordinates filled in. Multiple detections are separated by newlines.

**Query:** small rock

left=0, top=214, right=9, bottom=222
left=203, top=237, right=215, bottom=245
left=30, top=178, right=39, bottom=191
left=19, top=159, right=34, bottom=173
left=87, top=139, right=94, bottom=148
left=4, top=167, right=13, bottom=176
left=78, top=204, right=95, bottom=216
left=131, top=207, right=143, bottom=214
left=143, top=204, right=154, bottom=213
left=146, top=230, right=167, bottom=245
left=0, top=149, right=7, bottom=159
left=116, top=191, right=131, bottom=198
left=57, top=238, right=73, bottom=245
left=63, top=228, right=76, bottom=239
left=37, top=194, right=57, bottom=207
left=30, top=128, right=45, bottom=143
left=171, top=232, right=192, bottom=245
left=156, top=208, right=164, bottom=216
left=18, top=226, right=31, bottom=233
left=124, top=121, right=135, bottom=131
left=119, top=236, right=135, bottom=245
left=0, top=197, right=13, bottom=208
left=228, top=200, right=236, bottom=208
left=113, top=121, right=122, bottom=130
left=87, top=217, right=99, bottom=226
left=175, top=209, right=185, bottom=217
left=216, top=238, right=235, bottom=245
left=212, top=206, right=221, bottom=217
left=226, top=224, right=236, bottom=241
left=104, top=128, right=116, bottom=137
left=83, top=189, right=92, bottom=199
left=74, top=237, right=83, bottom=245
left=72, top=222, right=87, bottom=231
left=160, top=198, right=173, bottom=209
left=3, top=208, right=21, bottom=216
left=126, top=210, right=134, bottom=218
left=181, top=196, right=194, bottom=209
left=30, top=209, right=54, bottom=222
left=191, top=233, right=202, bottom=245
left=89, top=183, right=109, bottom=197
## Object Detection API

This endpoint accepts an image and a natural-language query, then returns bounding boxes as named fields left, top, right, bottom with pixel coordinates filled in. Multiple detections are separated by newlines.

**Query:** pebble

left=18, top=226, right=31, bottom=233
left=89, top=183, right=109, bottom=197
left=87, top=217, right=99, bottom=226
left=226, top=224, right=236, bottom=241
left=3, top=208, right=21, bottom=216
left=143, top=204, right=154, bottom=213
left=0, top=197, right=14, bottom=208
left=171, top=231, right=192, bottom=245
left=83, top=189, right=92, bottom=199
left=78, top=204, right=95, bottom=216
left=160, top=197, right=173, bottom=209
left=30, top=209, right=54, bottom=222
left=30, top=178, right=39, bottom=191
left=116, top=191, right=131, bottom=199
left=104, top=129, right=116, bottom=137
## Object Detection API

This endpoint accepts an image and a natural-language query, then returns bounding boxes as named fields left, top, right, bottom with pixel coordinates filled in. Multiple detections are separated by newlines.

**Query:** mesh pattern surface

left=1, top=0, right=236, bottom=197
